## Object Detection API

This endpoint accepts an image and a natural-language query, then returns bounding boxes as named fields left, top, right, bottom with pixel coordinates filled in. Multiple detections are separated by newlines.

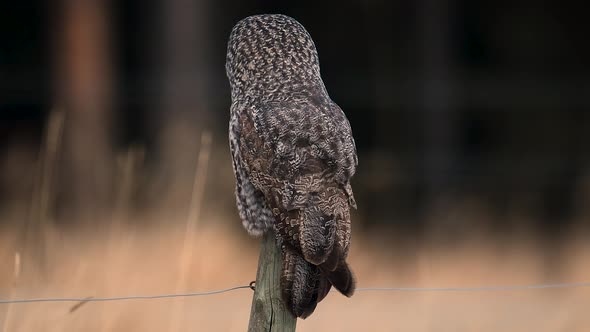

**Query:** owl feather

left=226, top=14, right=357, bottom=318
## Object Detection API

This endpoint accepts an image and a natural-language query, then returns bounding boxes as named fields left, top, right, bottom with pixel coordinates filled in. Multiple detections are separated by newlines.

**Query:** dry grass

left=1, top=110, right=589, bottom=330
left=0, top=218, right=589, bottom=332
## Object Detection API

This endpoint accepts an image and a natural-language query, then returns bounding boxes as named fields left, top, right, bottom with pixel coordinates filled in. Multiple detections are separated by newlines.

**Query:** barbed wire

left=1, top=281, right=590, bottom=305
left=355, top=282, right=590, bottom=292
left=0, top=285, right=252, bottom=304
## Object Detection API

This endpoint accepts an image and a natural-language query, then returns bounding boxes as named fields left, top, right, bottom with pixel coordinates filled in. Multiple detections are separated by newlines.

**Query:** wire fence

left=2, top=281, right=590, bottom=305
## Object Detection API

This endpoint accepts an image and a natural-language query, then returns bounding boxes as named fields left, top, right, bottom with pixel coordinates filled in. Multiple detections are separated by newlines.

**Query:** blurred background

left=1, top=1, right=589, bottom=331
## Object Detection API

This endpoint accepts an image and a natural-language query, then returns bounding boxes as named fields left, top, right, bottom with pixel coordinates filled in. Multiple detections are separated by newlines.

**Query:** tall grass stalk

left=167, top=130, right=212, bottom=332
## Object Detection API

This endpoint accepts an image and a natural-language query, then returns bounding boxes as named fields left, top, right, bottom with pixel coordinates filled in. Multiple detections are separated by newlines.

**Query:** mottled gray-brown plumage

left=226, top=14, right=357, bottom=318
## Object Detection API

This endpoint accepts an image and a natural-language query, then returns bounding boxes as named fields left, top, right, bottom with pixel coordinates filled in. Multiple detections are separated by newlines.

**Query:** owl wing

left=229, top=102, right=276, bottom=236
left=236, top=99, right=356, bottom=317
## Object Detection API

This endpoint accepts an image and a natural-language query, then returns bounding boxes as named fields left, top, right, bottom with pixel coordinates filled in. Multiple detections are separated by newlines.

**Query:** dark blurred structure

left=1, top=1, right=589, bottom=231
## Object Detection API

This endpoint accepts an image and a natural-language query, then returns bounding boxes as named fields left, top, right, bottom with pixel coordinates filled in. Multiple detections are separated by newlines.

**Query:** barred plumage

left=226, top=14, right=357, bottom=318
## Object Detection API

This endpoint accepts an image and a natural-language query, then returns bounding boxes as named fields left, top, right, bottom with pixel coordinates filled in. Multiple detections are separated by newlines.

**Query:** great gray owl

left=226, top=14, right=357, bottom=318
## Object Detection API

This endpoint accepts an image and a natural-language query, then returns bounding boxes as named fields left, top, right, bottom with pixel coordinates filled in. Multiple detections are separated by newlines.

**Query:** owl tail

left=281, top=249, right=328, bottom=318
left=324, top=260, right=355, bottom=297
left=281, top=248, right=355, bottom=319
left=316, top=244, right=355, bottom=297
left=280, top=249, right=319, bottom=318
left=278, top=186, right=355, bottom=318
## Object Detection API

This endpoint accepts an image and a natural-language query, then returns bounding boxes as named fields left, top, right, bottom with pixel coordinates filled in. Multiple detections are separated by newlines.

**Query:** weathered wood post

left=248, top=230, right=297, bottom=331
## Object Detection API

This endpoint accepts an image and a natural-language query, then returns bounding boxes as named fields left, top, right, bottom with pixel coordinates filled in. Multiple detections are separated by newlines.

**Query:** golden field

left=1, top=215, right=589, bottom=332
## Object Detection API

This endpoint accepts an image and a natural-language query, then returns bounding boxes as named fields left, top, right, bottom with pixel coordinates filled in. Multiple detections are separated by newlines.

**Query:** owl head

left=226, top=14, right=323, bottom=100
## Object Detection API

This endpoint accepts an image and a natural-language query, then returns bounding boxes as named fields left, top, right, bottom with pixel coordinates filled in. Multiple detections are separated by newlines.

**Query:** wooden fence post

left=248, top=230, right=297, bottom=331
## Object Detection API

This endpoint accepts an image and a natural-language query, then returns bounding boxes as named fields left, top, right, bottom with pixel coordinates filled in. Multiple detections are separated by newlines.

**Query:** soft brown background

left=1, top=0, right=589, bottom=331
